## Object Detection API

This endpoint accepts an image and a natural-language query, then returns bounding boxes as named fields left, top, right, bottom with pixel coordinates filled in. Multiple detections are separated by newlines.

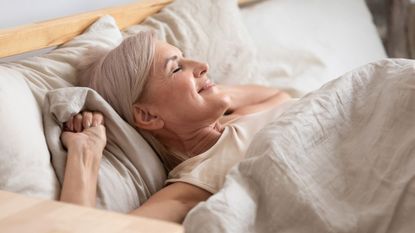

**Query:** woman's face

left=138, top=40, right=230, bottom=130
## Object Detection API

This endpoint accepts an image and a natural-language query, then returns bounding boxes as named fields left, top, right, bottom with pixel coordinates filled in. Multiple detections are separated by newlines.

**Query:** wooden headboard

left=3, top=0, right=408, bottom=59
left=0, top=0, right=251, bottom=58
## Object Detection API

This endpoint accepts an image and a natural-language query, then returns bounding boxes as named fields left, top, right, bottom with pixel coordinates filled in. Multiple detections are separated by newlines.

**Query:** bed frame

left=0, top=0, right=411, bottom=232
left=0, top=0, right=254, bottom=59
left=0, top=0, right=411, bottom=59
left=0, top=0, right=172, bottom=58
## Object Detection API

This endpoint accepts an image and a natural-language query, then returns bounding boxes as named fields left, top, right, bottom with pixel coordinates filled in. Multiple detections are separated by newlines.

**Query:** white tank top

left=165, top=100, right=296, bottom=193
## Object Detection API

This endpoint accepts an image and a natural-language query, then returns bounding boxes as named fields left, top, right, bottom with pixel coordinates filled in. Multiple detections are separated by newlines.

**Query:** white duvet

left=184, top=59, right=415, bottom=233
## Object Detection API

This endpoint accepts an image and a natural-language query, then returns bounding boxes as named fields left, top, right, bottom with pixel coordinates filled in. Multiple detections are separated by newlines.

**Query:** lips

left=198, top=80, right=215, bottom=93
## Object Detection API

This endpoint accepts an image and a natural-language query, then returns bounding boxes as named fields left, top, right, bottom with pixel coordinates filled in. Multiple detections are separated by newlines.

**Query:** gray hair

left=77, top=31, right=183, bottom=171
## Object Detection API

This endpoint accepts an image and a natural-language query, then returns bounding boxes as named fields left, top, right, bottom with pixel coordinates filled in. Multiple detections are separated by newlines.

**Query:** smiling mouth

left=198, top=82, right=215, bottom=93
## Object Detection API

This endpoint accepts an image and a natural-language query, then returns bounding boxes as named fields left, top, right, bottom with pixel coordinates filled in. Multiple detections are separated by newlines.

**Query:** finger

left=74, top=113, right=83, bottom=132
left=92, top=112, right=104, bottom=127
left=82, top=111, right=93, bottom=129
left=64, top=116, right=74, bottom=132
left=95, top=124, right=107, bottom=138
left=60, top=131, right=71, bottom=149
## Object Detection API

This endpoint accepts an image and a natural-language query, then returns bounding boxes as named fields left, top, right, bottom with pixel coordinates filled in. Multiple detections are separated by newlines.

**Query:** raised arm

left=59, top=111, right=210, bottom=223
left=130, top=182, right=211, bottom=223
left=60, top=111, right=106, bottom=207
left=218, top=84, right=291, bottom=115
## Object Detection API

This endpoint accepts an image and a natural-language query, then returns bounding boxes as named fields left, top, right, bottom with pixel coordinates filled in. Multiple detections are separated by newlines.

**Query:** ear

left=132, top=104, right=164, bottom=130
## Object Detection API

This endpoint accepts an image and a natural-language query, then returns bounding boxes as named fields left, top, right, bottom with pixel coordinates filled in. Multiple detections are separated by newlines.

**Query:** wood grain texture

left=0, top=0, right=249, bottom=58
left=0, top=190, right=183, bottom=233
left=0, top=0, right=173, bottom=58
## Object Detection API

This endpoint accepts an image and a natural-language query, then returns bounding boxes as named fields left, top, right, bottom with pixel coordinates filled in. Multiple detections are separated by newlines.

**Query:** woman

left=60, top=31, right=292, bottom=223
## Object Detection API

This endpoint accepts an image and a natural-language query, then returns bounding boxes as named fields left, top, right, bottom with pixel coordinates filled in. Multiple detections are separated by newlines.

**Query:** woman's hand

left=61, top=111, right=106, bottom=157
left=59, top=111, right=106, bottom=207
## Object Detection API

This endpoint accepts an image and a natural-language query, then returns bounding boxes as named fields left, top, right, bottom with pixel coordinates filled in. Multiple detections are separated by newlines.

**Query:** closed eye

left=173, top=66, right=182, bottom=73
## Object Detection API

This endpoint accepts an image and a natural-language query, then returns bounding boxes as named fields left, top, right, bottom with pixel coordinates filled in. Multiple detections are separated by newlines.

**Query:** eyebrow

left=164, top=55, right=178, bottom=70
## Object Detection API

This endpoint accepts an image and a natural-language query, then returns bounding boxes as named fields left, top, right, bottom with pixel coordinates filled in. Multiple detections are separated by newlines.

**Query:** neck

left=154, top=121, right=223, bottom=158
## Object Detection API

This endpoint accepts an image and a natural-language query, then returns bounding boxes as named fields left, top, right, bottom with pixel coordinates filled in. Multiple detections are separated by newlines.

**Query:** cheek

left=169, top=76, right=198, bottom=102
left=184, top=91, right=231, bottom=120
left=155, top=77, right=199, bottom=109
left=152, top=78, right=230, bottom=122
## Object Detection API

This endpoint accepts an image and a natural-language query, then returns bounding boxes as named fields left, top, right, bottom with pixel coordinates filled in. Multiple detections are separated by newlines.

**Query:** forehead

left=150, top=41, right=181, bottom=78
left=155, top=41, right=182, bottom=62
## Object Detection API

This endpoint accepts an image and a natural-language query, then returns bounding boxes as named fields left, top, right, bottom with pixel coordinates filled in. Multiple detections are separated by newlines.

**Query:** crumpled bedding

left=42, top=87, right=166, bottom=212
left=184, top=59, right=415, bottom=233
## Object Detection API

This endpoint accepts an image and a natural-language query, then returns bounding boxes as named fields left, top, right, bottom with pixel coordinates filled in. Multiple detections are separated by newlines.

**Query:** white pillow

left=0, top=16, right=168, bottom=212
left=5, top=16, right=123, bottom=102
left=241, top=0, right=388, bottom=97
left=0, top=71, right=59, bottom=199
left=124, top=0, right=266, bottom=85
left=0, top=16, right=122, bottom=199
left=43, top=87, right=167, bottom=212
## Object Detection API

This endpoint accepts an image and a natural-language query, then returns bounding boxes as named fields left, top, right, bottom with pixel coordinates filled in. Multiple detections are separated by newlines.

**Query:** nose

left=193, top=61, right=209, bottom=78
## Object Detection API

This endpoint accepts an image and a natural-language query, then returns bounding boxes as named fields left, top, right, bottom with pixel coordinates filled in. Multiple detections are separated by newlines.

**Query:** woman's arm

left=218, top=84, right=291, bottom=115
left=60, top=144, right=101, bottom=206
left=60, top=112, right=106, bottom=207
left=60, top=112, right=210, bottom=223
left=130, top=182, right=211, bottom=223
left=231, top=91, right=291, bottom=115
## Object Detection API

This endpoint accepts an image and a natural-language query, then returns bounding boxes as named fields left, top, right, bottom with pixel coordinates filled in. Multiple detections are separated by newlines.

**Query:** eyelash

left=172, top=66, right=182, bottom=74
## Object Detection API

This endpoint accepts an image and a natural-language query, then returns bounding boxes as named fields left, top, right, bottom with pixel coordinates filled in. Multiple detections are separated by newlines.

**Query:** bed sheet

left=241, top=0, right=387, bottom=97
left=43, top=87, right=166, bottom=212
left=184, top=59, right=415, bottom=233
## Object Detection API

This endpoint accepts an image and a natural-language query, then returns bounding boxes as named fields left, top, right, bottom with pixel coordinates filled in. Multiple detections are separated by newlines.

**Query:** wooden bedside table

left=0, top=190, right=183, bottom=233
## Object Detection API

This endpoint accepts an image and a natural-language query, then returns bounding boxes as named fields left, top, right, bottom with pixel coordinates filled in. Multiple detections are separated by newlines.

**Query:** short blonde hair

left=77, top=31, right=183, bottom=171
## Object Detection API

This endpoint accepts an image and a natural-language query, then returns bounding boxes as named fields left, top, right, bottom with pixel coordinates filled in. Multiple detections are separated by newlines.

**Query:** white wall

left=0, top=0, right=140, bottom=29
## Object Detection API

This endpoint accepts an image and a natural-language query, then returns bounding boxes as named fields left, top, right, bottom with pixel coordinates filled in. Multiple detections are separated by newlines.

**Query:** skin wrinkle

left=64, top=31, right=292, bottom=223
left=156, top=122, right=223, bottom=158
left=138, top=40, right=229, bottom=158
